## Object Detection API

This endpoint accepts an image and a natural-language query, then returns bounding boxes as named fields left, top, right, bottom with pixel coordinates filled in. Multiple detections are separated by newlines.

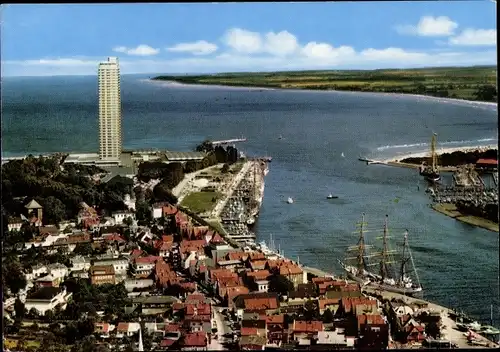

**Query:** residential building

left=116, top=322, right=141, bottom=338
left=112, top=210, right=135, bottom=225
left=90, top=265, right=116, bottom=285
left=181, top=332, right=208, bottom=351
left=133, top=256, right=161, bottom=277
left=98, top=57, right=122, bottom=161
left=94, top=323, right=116, bottom=339
left=92, top=257, right=129, bottom=276
left=7, top=217, right=23, bottom=232
left=24, top=287, right=72, bottom=315
left=70, top=255, right=92, bottom=272
left=124, top=278, right=155, bottom=292
left=291, top=320, right=324, bottom=341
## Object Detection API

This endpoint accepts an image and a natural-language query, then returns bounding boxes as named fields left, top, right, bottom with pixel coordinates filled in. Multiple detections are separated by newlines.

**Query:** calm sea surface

left=2, top=74, right=499, bottom=324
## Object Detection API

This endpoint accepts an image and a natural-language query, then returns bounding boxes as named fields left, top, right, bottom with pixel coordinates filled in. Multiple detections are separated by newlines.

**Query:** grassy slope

left=152, top=66, right=497, bottom=102
left=181, top=191, right=222, bottom=214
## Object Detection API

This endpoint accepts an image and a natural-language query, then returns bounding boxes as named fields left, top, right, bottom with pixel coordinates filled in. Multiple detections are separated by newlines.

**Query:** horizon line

left=2, top=64, right=497, bottom=79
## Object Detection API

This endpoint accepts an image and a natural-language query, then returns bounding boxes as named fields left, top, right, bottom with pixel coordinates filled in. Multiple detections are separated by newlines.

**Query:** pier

left=211, top=138, right=247, bottom=146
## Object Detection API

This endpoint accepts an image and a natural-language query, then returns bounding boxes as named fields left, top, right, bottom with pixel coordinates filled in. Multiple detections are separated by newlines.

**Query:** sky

left=1, top=2, right=497, bottom=77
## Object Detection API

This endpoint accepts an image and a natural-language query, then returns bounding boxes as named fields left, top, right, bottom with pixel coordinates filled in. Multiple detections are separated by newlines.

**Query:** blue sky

left=1, top=2, right=497, bottom=76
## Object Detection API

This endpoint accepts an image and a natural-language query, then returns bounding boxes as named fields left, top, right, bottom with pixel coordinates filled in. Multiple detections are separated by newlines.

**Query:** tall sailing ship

left=419, top=133, right=441, bottom=183
left=338, top=213, right=423, bottom=295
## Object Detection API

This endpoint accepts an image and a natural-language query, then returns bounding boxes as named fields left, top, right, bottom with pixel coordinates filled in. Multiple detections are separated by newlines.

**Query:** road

left=208, top=305, right=232, bottom=350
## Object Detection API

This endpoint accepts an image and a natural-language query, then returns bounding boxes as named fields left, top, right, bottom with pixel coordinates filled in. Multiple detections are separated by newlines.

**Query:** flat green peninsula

left=152, top=66, right=497, bottom=102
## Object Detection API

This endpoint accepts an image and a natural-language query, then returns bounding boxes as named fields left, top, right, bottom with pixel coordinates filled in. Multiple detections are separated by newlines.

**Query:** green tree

left=42, top=196, right=67, bottom=225
left=221, top=163, right=230, bottom=173
left=136, top=201, right=152, bottom=223
left=14, top=298, right=25, bottom=321
left=73, top=242, right=93, bottom=256
left=123, top=216, right=134, bottom=227
left=268, top=275, right=294, bottom=295
left=3, top=255, right=27, bottom=294
left=322, top=308, right=334, bottom=323
left=475, top=85, right=497, bottom=102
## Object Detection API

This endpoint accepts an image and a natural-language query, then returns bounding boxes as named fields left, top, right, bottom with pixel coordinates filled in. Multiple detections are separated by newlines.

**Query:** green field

left=181, top=191, right=222, bottom=214
left=153, top=66, right=497, bottom=102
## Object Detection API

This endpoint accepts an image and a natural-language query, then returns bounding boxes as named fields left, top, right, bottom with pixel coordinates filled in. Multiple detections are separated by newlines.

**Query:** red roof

left=135, top=255, right=161, bottom=264
left=103, top=234, right=126, bottom=243
left=293, top=320, right=324, bottom=333
left=266, top=314, right=285, bottom=324
left=117, top=322, right=129, bottom=332
left=476, top=158, right=497, bottom=165
left=210, top=233, right=225, bottom=244
left=358, top=314, right=386, bottom=326
left=130, top=249, right=144, bottom=259
left=95, top=322, right=110, bottom=333
left=241, top=327, right=258, bottom=336
left=186, top=303, right=211, bottom=316
left=183, top=332, right=207, bottom=347
left=165, top=323, right=181, bottom=332
left=160, top=339, right=175, bottom=347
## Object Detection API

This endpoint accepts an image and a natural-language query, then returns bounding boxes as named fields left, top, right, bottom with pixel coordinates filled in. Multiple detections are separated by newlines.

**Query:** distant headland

left=152, top=66, right=498, bottom=103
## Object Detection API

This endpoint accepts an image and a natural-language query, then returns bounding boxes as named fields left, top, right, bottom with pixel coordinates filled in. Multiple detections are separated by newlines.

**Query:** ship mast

left=380, top=215, right=390, bottom=279
left=399, top=229, right=420, bottom=288
left=357, top=213, right=367, bottom=272
left=431, top=133, right=438, bottom=172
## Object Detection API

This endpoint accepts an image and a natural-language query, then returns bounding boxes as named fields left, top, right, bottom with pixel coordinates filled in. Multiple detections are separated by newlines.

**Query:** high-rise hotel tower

left=98, top=57, right=122, bottom=161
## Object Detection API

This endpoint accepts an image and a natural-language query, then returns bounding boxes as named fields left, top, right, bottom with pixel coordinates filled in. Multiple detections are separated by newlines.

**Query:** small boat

left=341, top=152, right=345, bottom=158
left=287, top=197, right=294, bottom=204
left=327, top=194, right=339, bottom=199
left=278, top=135, right=283, bottom=140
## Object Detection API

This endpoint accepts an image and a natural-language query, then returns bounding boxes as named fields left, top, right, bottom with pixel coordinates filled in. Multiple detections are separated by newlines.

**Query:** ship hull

left=340, top=261, right=423, bottom=296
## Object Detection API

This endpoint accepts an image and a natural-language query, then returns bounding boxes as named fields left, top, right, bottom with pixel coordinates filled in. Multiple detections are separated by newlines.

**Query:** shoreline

left=149, top=78, right=498, bottom=107
left=432, top=203, right=499, bottom=233
left=382, top=144, right=498, bottom=164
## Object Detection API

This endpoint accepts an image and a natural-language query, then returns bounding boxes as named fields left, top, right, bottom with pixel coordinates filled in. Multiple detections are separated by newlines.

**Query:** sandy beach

left=384, top=144, right=498, bottom=163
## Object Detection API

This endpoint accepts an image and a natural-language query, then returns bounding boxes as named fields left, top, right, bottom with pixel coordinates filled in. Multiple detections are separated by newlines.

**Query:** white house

left=152, top=204, right=163, bottom=219
left=24, top=232, right=68, bottom=250
left=46, top=263, right=69, bottom=280
left=93, top=257, right=129, bottom=277
left=24, top=287, right=73, bottom=315
left=25, top=264, right=48, bottom=281
left=124, top=278, right=155, bottom=292
left=124, top=194, right=136, bottom=211
left=94, top=323, right=116, bottom=339
left=8, top=217, right=24, bottom=232
left=112, top=211, right=136, bottom=225
left=133, top=257, right=158, bottom=277
left=255, top=279, right=269, bottom=293
left=116, top=322, right=141, bottom=338
left=70, top=256, right=92, bottom=272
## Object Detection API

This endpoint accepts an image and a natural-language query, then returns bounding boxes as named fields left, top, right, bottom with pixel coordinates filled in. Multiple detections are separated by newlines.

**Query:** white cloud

left=302, top=42, right=355, bottom=61
left=396, top=16, right=458, bottom=37
left=359, top=47, right=428, bottom=61
left=223, top=28, right=263, bottom=54
left=449, top=28, right=497, bottom=46
left=113, top=44, right=159, bottom=56
left=2, top=28, right=496, bottom=77
left=166, top=40, right=218, bottom=55
left=263, top=31, right=300, bottom=56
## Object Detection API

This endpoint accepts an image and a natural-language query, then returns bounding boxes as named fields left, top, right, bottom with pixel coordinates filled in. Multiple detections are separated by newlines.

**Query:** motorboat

left=327, top=194, right=338, bottom=199
left=287, top=197, right=294, bottom=204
